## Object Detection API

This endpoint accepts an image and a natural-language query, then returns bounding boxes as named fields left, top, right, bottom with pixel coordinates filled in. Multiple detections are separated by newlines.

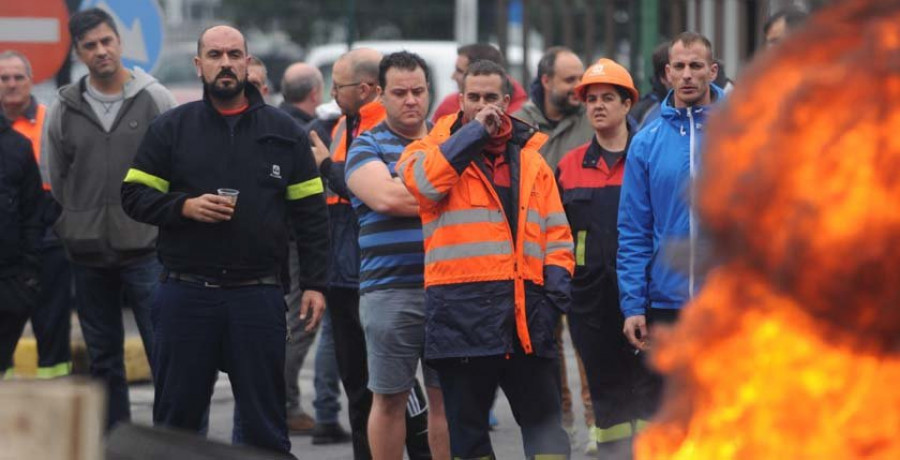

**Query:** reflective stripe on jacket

left=397, top=113, right=574, bottom=356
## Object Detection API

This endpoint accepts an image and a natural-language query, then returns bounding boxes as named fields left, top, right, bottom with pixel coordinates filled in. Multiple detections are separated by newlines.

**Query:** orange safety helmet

left=574, top=58, right=640, bottom=103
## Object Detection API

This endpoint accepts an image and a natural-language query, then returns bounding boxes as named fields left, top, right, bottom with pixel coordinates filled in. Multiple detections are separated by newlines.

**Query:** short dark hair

left=670, top=31, right=715, bottom=62
left=462, top=59, right=511, bottom=96
left=536, top=46, right=573, bottom=80
left=651, top=42, right=669, bottom=84
left=457, top=43, right=505, bottom=67
left=378, top=51, right=430, bottom=89
left=68, top=8, right=118, bottom=46
left=614, top=86, right=633, bottom=103
left=764, top=6, right=808, bottom=35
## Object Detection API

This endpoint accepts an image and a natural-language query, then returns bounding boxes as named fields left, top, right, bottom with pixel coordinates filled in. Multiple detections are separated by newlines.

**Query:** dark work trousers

left=0, top=310, right=29, bottom=374
left=327, top=287, right=372, bottom=458
left=72, top=256, right=159, bottom=429
left=327, top=287, right=432, bottom=460
left=31, top=242, right=72, bottom=377
left=568, top=307, right=656, bottom=451
left=432, top=348, right=570, bottom=459
left=151, top=280, right=291, bottom=455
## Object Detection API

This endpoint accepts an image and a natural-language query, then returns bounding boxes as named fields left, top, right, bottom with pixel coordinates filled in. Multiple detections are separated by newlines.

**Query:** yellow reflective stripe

left=3, top=368, right=13, bottom=379
left=576, top=230, right=587, bottom=266
left=595, top=421, right=633, bottom=443
left=123, top=168, right=169, bottom=193
left=533, top=455, right=568, bottom=460
left=286, top=177, right=324, bottom=200
left=36, top=362, right=72, bottom=379
left=635, top=419, right=650, bottom=432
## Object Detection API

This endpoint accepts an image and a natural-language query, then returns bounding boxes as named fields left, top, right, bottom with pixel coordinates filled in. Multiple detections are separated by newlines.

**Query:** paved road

left=129, top=327, right=600, bottom=459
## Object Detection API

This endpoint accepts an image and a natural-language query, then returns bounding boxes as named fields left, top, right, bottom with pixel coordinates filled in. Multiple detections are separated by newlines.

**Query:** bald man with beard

left=122, top=25, right=329, bottom=454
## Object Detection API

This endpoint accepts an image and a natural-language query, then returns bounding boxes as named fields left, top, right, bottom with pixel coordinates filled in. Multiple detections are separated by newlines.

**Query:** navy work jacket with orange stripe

left=398, top=113, right=575, bottom=360
left=121, top=84, right=330, bottom=291
left=555, top=134, right=632, bottom=316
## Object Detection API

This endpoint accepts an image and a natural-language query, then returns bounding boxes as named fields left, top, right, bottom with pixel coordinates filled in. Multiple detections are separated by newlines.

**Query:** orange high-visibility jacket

left=397, top=113, right=574, bottom=356
left=325, top=100, right=386, bottom=206
left=9, top=101, right=49, bottom=190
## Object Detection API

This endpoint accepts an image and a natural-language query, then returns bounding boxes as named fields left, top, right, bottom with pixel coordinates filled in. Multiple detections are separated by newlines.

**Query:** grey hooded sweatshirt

left=42, top=68, right=176, bottom=267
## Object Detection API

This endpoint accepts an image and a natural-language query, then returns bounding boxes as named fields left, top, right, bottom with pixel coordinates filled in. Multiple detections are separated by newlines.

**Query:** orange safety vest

left=10, top=103, right=49, bottom=190
left=326, top=100, right=386, bottom=205
left=397, top=114, right=575, bottom=354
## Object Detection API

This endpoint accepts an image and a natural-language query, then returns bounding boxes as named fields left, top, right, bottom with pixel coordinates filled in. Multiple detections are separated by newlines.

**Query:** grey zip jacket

left=42, top=68, right=176, bottom=267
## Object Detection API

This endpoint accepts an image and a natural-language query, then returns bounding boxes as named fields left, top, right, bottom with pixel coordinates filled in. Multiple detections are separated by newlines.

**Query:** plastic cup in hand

left=217, top=188, right=239, bottom=206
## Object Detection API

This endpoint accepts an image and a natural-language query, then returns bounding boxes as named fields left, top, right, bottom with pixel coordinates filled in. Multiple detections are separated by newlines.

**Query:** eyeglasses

left=332, top=81, right=363, bottom=92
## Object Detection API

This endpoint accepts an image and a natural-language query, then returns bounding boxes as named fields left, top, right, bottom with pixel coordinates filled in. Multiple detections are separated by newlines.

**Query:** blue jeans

left=313, top=311, right=342, bottom=423
left=72, top=256, right=160, bottom=428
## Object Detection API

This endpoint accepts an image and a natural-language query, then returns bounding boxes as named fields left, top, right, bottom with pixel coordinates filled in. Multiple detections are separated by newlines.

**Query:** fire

left=636, top=0, right=900, bottom=458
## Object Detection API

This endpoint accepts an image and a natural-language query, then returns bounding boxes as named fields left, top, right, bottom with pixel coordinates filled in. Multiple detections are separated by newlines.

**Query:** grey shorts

left=359, top=288, right=440, bottom=394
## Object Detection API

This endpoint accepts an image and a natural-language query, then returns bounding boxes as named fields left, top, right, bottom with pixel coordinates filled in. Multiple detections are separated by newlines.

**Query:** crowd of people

left=0, top=5, right=808, bottom=459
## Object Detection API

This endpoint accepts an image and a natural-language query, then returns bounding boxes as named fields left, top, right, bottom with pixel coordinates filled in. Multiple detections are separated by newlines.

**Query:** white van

left=306, top=41, right=541, bottom=117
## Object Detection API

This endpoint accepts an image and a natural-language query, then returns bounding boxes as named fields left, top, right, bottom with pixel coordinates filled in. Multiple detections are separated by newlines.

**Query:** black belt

left=164, top=271, right=280, bottom=289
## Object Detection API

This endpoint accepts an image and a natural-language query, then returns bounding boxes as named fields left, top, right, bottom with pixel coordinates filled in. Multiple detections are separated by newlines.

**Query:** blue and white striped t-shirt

left=345, top=122, right=427, bottom=294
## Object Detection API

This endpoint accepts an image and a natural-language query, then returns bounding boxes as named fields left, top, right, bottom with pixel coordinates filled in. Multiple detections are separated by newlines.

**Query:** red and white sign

left=0, top=1, right=71, bottom=83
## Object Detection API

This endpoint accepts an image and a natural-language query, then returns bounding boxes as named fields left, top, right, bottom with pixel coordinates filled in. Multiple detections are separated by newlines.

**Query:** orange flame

left=636, top=1, right=900, bottom=458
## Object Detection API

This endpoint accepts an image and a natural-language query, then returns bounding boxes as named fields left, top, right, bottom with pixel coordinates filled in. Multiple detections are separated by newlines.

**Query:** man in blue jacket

left=617, top=31, right=724, bottom=351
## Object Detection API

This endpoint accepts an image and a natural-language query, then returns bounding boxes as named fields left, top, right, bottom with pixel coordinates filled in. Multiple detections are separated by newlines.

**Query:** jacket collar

left=358, top=99, right=386, bottom=124
left=582, top=127, right=633, bottom=170
left=278, top=101, right=314, bottom=123
left=660, top=83, right=725, bottom=122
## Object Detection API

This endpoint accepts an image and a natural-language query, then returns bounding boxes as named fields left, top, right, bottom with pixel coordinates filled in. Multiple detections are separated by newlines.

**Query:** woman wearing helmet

left=554, top=58, right=653, bottom=457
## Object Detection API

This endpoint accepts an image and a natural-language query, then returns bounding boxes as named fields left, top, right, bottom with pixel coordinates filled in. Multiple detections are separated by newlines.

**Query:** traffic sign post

left=80, top=0, right=165, bottom=74
left=0, top=2, right=71, bottom=84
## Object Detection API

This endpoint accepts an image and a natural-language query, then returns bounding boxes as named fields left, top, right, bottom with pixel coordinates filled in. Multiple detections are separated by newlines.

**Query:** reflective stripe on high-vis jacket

left=397, top=113, right=574, bottom=355
left=422, top=208, right=506, bottom=239
left=595, top=421, right=634, bottom=443
left=123, top=168, right=170, bottom=193
left=286, top=177, right=324, bottom=200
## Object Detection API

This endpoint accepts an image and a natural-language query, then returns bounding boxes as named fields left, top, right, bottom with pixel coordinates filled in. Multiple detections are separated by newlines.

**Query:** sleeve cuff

left=318, top=157, right=333, bottom=177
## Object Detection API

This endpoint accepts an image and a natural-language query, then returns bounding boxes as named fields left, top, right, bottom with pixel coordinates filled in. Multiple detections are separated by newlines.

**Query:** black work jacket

left=121, top=85, right=329, bottom=290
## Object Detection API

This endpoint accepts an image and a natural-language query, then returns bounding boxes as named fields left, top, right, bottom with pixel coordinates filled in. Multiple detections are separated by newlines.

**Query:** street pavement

left=128, top=319, right=600, bottom=459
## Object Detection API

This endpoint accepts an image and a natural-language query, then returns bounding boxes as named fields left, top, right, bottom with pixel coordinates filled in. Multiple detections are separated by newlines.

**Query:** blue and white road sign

left=80, top=0, right=165, bottom=74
